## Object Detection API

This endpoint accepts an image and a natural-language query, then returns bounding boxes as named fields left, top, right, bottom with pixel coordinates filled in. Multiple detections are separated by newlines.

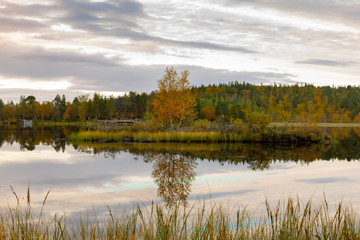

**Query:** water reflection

left=75, top=142, right=340, bottom=169
left=150, top=153, right=197, bottom=207
left=3, top=127, right=360, bottom=163
left=1, top=127, right=360, bottom=211
left=0, top=127, right=78, bottom=152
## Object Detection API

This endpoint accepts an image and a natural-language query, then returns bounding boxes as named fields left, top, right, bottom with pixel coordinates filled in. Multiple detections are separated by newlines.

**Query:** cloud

left=296, top=59, right=356, bottom=67
left=0, top=0, right=360, bottom=102
left=23, top=50, right=118, bottom=67
left=0, top=38, right=297, bottom=103
left=0, top=17, right=45, bottom=32
left=188, top=67, right=298, bottom=86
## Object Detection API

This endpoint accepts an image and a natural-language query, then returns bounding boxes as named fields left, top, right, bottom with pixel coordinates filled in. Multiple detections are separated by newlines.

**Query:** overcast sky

left=0, top=0, right=360, bottom=102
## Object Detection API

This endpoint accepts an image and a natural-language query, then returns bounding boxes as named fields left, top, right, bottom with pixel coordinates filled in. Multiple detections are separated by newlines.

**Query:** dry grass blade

left=27, top=185, right=31, bottom=206
left=0, top=189, right=359, bottom=239
left=9, top=186, right=19, bottom=206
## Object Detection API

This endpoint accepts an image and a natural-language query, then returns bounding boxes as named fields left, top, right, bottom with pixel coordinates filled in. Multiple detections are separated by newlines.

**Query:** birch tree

left=152, top=67, right=197, bottom=130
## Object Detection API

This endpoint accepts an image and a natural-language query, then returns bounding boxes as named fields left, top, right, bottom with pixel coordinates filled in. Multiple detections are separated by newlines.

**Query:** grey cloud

left=0, top=0, right=256, bottom=54
left=0, top=17, right=45, bottom=32
left=59, top=0, right=145, bottom=28
left=23, top=50, right=118, bottom=67
left=56, top=0, right=255, bottom=53
left=188, top=67, right=298, bottom=86
left=0, top=0, right=144, bottom=34
left=1, top=2, right=58, bottom=17
left=108, top=28, right=256, bottom=53
left=296, top=59, right=356, bottom=67
left=0, top=41, right=266, bottom=102
left=120, top=0, right=144, bottom=15
left=60, top=0, right=144, bottom=16
left=172, top=40, right=256, bottom=53
left=0, top=43, right=118, bottom=78
left=0, top=2, right=60, bottom=33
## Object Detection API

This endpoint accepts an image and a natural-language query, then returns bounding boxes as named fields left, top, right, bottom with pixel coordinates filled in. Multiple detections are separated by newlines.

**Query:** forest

left=1, top=82, right=360, bottom=124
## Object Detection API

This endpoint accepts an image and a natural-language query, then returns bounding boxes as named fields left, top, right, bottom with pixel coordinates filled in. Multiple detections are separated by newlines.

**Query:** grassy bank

left=70, top=126, right=327, bottom=143
left=37, top=121, right=98, bottom=127
left=2, top=194, right=360, bottom=239
left=270, top=122, right=360, bottom=128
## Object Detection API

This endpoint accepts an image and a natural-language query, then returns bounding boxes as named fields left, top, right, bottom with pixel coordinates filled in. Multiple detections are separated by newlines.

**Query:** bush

left=190, top=119, right=214, bottom=132
left=247, top=112, right=272, bottom=133
left=229, top=118, right=245, bottom=133
left=130, top=121, right=164, bottom=132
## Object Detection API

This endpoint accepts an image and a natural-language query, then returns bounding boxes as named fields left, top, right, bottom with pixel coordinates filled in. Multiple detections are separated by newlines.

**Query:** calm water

left=0, top=127, right=360, bottom=218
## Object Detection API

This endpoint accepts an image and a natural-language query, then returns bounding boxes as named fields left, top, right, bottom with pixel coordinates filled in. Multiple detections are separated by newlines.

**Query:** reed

left=70, top=127, right=326, bottom=144
left=1, top=188, right=360, bottom=239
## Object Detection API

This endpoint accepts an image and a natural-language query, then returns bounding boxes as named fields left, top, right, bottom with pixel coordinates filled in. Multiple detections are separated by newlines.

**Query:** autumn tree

left=247, top=112, right=272, bottom=133
left=152, top=67, right=197, bottom=130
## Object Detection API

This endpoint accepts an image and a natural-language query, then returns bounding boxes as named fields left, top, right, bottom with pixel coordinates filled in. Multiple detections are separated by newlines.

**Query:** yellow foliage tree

left=200, top=106, right=216, bottom=121
left=152, top=67, right=197, bottom=130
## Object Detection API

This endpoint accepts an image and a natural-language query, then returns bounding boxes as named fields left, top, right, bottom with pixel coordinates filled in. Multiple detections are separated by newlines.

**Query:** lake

left=0, top=127, right=360, bottom=219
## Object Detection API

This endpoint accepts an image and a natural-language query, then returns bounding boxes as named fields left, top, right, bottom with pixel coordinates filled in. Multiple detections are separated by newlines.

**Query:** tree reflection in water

left=4, top=126, right=360, bottom=206
left=0, top=126, right=79, bottom=152
left=151, top=153, right=197, bottom=207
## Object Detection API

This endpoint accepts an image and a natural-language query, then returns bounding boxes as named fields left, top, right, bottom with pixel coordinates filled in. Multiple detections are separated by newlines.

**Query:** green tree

left=25, top=95, right=37, bottom=119
left=0, top=99, right=4, bottom=121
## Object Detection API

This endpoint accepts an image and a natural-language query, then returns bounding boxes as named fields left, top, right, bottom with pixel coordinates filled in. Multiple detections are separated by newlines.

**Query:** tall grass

left=70, top=131, right=232, bottom=143
left=70, top=127, right=325, bottom=144
left=2, top=189, right=360, bottom=239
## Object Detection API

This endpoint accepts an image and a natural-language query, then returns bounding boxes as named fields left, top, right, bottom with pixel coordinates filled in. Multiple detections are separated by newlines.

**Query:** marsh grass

left=70, top=126, right=325, bottom=144
left=270, top=122, right=360, bottom=128
left=2, top=188, right=360, bottom=239
left=37, top=121, right=91, bottom=127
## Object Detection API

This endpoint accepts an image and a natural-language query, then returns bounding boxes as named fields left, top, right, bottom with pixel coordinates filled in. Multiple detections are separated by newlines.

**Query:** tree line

left=1, top=79, right=360, bottom=124
left=0, top=92, right=153, bottom=122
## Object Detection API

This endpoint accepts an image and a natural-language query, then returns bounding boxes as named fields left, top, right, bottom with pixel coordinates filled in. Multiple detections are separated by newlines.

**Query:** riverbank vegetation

left=70, top=124, right=326, bottom=144
left=2, top=190, right=360, bottom=239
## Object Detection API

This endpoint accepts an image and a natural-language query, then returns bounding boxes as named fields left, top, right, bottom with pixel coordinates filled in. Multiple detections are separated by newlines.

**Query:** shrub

left=191, top=119, right=214, bottom=132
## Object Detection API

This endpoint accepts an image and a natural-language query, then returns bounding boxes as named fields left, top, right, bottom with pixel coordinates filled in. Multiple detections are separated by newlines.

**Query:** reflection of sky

left=0, top=143, right=360, bottom=218
left=192, top=160, right=360, bottom=212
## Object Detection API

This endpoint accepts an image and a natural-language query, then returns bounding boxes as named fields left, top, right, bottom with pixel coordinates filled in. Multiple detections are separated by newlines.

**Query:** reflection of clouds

left=295, top=177, right=353, bottom=184
left=189, top=189, right=257, bottom=201
left=0, top=149, right=75, bottom=164
left=1, top=143, right=360, bottom=218
left=190, top=160, right=360, bottom=212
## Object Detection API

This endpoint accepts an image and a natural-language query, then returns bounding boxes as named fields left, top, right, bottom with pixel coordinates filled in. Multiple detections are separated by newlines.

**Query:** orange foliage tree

left=152, top=67, right=197, bottom=130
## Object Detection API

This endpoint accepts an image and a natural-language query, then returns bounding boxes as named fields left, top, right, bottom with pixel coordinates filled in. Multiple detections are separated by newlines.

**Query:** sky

left=1, top=0, right=360, bottom=102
